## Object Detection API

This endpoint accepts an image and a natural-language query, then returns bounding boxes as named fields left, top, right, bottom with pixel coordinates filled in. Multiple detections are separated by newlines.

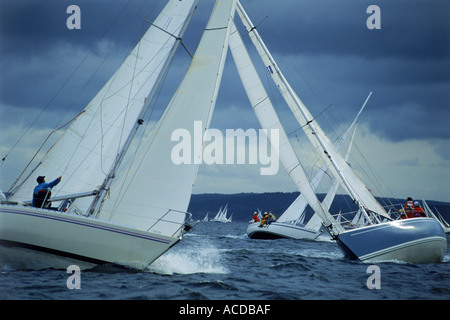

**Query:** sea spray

left=146, top=240, right=229, bottom=275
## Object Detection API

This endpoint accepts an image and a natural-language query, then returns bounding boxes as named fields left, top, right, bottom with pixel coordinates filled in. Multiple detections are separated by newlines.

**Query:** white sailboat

left=234, top=1, right=446, bottom=263
left=0, top=0, right=237, bottom=270
left=245, top=89, right=368, bottom=241
left=210, top=204, right=231, bottom=223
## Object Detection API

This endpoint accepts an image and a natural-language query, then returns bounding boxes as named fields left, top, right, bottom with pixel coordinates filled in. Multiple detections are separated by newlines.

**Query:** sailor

left=267, top=211, right=276, bottom=225
left=413, top=201, right=426, bottom=217
left=32, top=176, right=62, bottom=209
left=401, top=197, right=415, bottom=219
left=252, top=212, right=260, bottom=222
left=259, top=212, right=269, bottom=227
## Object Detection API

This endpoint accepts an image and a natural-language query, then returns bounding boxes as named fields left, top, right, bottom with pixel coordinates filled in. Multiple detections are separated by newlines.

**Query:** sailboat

left=233, top=1, right=446, bottom=263
left=246, top=91, right=369, bottom=240
left=210, top=204, right=231, bottom=223
left=0, top=0, right=237, bottom=270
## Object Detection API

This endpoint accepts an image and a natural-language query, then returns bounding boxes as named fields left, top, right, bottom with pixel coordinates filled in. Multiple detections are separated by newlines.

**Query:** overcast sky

left=0, top=0, right=449, bottom=203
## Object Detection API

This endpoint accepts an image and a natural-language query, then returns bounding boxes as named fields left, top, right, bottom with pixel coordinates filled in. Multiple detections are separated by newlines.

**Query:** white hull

left=0, top=205, right=181, bottom=270
left=247, top=222, right=325, bottom=240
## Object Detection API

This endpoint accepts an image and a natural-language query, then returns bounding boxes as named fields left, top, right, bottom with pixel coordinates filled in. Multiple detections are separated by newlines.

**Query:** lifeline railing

left=145, top=209, right=195, bottom=238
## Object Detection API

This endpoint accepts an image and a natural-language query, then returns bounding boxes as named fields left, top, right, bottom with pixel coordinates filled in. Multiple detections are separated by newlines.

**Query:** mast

left=89, top=0, right=199, bottom=217
left=235, top=1, right=389, bottom=220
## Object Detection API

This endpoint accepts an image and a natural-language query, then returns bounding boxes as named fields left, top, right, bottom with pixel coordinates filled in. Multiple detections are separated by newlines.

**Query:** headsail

left=98, top=0, right=237, bottom=236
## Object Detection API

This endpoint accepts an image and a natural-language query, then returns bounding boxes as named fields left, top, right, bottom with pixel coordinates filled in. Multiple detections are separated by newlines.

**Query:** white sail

left=99, top=0, right=236, bottom=235
left=235, top=1, right=389, bottom=221
left=211, top=204, right=230, bottom=222
left=8, top=0, right=199, bottom=214
left=228, top=19, right=341, bottom=233
left=305, top=98, right=366, bottom=230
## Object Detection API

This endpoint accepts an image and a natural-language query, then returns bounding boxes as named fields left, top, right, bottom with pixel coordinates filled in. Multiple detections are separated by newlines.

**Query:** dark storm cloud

left=1, top=0, right=449, bottom=144
left=0, top=0, right=216, bottom=108
left=246, top=0, right=449, bottom=60
left=239, top=0, right=449, bottom=146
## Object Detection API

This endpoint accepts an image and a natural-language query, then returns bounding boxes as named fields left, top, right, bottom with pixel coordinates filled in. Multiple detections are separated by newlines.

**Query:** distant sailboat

left=235, top=0, right=446, bottom=263
left=210, top=204, right=232, bottom=223
left=0, top=0, right=237, bottom=270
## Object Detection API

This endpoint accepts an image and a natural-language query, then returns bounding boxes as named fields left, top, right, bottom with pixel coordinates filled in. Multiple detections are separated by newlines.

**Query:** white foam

left=146, top=242, right=229, bottom=275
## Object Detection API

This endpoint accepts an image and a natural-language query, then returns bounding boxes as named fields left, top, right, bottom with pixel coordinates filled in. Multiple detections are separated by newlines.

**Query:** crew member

left=32, top=176, right=62, bottom=209
left=413, top=201, right=426, bottom=217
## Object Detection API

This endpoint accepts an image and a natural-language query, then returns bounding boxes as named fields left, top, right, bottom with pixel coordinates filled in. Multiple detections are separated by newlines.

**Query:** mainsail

left=98, top=0, right=237, bottom=235
left=8, top=0, right=200, bottom=215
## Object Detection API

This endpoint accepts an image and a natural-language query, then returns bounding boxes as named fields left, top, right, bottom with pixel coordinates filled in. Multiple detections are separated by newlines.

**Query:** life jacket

left=260, top=215, right=269, bottom=226
left=414, top=206, right=426, bottom=217
left=404, top=201, right=414, bottom=213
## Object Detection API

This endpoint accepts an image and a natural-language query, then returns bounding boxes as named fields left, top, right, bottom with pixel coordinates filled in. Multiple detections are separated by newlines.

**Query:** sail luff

left=235, top=1, right=389, bottom=220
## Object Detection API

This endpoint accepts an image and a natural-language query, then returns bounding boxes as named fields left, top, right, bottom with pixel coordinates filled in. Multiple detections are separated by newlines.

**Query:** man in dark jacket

left=32, top=176, right=61, bottom=209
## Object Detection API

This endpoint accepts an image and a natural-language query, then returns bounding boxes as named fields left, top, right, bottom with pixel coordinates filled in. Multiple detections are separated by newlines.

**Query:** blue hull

left=336, top=218, right=447, bottom=263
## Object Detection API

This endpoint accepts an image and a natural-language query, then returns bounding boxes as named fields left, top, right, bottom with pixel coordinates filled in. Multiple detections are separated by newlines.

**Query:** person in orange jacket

left=401, top=197, right=415, bottom=219
left=413, top=201, right=426, bottom=217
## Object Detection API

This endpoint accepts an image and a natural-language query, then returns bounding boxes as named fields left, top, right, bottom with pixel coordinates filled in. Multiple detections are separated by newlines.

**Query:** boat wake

left=146, top=242, right=229, bottom=275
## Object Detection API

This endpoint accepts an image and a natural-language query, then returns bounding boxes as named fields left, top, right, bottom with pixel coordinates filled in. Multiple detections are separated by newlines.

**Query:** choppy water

left=1, top=221, right=449, bottom=301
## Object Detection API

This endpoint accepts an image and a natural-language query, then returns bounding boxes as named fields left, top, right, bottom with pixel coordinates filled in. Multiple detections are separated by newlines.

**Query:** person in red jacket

left=401, top=197, right=415, bottom=219
left=413, top=201, right=426, bottom=217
